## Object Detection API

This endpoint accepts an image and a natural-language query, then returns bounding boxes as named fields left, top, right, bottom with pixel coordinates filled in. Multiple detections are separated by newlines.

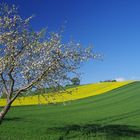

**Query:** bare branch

left=0, top=73, right=9, bottom=96
left=8, top=67, right=15, bottom=99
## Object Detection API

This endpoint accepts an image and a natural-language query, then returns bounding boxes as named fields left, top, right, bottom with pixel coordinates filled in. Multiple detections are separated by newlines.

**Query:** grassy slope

left=0, top=82, right=140, bottom=140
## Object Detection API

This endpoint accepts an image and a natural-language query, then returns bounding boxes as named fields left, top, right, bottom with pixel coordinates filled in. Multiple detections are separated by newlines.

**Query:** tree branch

left=8, top=67, right=15, bottom=99
left=11, top=64, right=54, bottom=102
left=0, top=73, right=9, bottom=96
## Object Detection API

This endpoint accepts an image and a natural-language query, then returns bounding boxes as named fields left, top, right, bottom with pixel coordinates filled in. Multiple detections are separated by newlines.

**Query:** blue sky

left=5, top=0, right=140, bottom=84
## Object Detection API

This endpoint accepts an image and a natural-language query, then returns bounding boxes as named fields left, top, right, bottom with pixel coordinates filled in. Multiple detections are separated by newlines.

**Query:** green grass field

left=0, top=81, right=140, bottom=140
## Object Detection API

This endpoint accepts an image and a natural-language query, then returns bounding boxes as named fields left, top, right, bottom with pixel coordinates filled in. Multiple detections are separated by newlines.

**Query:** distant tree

left=0, top=3, right=98, bottom=123
left=100, top=80, right=117, bottom=83
left=71, top=77, right=80, bottom=86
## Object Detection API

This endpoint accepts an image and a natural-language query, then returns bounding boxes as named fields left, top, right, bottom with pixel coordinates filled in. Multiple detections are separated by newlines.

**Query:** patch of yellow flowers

left=0, top=81, right=133, bottom=106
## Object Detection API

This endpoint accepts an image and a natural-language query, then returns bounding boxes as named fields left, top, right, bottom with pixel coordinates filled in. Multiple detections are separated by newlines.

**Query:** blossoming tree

left=0, top=3, right=97, bottom=123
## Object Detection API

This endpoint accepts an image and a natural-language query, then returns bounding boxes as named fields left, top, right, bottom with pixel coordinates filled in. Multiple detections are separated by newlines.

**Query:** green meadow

left=0, top=81, right=140, bottom=140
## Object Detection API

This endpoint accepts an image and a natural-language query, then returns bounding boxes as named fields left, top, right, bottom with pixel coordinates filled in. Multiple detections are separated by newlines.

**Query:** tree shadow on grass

left=3, top=117, right=22, bottom=122
left=49, top=124, right=140, bottom=139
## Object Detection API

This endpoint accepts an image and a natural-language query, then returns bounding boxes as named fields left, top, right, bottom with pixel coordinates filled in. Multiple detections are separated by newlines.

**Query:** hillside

left=0, top=81, right=133, bottom=106
left=0, top=81, right=140, bottom=139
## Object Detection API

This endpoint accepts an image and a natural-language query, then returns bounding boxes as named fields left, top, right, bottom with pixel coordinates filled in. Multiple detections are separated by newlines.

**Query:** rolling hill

left=0, top=81, right=140, bottom=139
left=0, top=81, right=133, bottom=106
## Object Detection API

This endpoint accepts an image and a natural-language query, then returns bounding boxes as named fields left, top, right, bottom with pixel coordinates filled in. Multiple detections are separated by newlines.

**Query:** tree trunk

left=0, top=101, right=12, bottom=124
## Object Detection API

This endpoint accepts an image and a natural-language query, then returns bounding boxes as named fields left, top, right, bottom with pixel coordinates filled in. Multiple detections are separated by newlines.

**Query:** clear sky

left=5, top=0, right=140, bottom=84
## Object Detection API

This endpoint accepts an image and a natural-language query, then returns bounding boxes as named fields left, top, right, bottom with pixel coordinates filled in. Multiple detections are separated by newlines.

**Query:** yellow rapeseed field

left=0, top=81, right=133, bottom=106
